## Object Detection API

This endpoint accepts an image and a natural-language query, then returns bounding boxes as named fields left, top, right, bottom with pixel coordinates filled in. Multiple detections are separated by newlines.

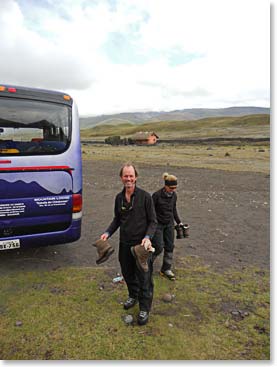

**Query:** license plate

left=0, top=239, right=20, bottom=250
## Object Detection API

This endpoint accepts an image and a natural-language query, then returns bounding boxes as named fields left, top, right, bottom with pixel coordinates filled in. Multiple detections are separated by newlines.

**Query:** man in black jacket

left=152, top=172, right=183, bottom=281
left=100, top=163, right=157, bottom=325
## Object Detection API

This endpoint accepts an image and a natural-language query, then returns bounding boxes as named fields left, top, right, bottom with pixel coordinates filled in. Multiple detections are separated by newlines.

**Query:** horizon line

left=80, top=105, right=270, bottom=118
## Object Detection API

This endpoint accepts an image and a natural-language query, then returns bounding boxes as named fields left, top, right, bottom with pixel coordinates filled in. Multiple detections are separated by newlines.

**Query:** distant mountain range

left=80, top=106, right=270, bottom=129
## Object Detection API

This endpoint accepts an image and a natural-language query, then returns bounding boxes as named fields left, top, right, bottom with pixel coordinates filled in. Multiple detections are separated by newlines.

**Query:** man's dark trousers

left=119, top=242, right=153, bottom=312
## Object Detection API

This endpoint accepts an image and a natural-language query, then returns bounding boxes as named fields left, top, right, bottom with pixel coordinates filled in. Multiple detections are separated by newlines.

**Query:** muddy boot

left=175, top=224, right=183, bottom=239
left=93, top=239, right=114, bottom=265
left=131, top=244, right=151, bottom=272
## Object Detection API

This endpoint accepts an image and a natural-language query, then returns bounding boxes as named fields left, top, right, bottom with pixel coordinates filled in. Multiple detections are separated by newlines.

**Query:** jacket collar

left=121, top=185, right=138, bottom=196
left=161, top=187, right=174, bottom=198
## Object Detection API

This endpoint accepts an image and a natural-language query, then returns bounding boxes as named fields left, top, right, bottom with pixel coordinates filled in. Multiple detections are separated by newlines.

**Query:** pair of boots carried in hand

left=93, top=239, right=154, bottom=272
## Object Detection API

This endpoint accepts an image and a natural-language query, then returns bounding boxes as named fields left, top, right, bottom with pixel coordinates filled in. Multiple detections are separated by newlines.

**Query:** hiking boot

left=137, top=310, right=149, bottom=326
left=131, top=244, right=150, bottom=272
left=175, top=224, right=183, bottom=239
left=160, top=269, right=176, bottom=281
left=93, top=239, right=114, bottom=265
left=182, top=224, right=190, bottom=238
left=123, top=297, right=137, bottom=310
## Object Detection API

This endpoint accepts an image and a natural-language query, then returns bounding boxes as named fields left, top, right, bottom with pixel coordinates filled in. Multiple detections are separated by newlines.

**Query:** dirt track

left=0, top=160, right=270, bottom=275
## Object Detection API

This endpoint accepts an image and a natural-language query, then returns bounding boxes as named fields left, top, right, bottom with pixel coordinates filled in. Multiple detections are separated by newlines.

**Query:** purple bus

left=0, top=85, right=82, bottom=251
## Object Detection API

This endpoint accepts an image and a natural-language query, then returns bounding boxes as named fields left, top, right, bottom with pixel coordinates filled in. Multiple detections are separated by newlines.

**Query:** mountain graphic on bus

left=0, top=179, right=72, bottom=199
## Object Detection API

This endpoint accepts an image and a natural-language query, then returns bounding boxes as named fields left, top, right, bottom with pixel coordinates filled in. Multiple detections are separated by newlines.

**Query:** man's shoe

left=131, top=244, right=150, bottom=272
left=160, top=269, right=176, bottom=281
left=137, top=310, right=149, bottom=326
left=93, top=239, right=114, bottom=265
left=123, top=297, right=137, bottom=310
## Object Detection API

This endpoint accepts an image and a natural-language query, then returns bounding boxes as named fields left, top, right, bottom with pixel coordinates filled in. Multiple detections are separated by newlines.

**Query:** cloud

left=0, top=0, right=270, bottom=115
left=0, top=0, right=95, bottom=90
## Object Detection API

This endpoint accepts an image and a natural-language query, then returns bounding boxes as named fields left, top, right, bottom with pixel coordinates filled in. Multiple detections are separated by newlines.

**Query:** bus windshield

left=0, top=98, right=71, bottom=155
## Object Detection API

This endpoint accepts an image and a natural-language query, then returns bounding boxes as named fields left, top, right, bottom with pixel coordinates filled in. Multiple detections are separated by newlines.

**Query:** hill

left=80, top=113, right=270, bottom=140
left=80, top=106, right=270, bottom=129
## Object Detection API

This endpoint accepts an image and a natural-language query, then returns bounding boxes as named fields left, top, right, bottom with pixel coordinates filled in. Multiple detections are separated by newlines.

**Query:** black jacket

left=152, top=188, right=181, bottom=225
left=105, top=186, right=157, bottom=245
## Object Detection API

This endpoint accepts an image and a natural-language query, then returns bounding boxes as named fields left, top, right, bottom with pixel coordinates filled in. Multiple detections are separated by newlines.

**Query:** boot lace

left=139, top=311, right=148, bottom=318
left=125, top=297, right=136, bottom=305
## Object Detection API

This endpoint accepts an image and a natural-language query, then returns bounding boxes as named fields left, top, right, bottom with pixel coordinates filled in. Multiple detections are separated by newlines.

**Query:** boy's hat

left=163, top=172, right=177, bottom=187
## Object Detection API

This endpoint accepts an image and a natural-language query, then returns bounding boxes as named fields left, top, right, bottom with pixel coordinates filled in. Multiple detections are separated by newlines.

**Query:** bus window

left=0, top=98, right=71, bottom=155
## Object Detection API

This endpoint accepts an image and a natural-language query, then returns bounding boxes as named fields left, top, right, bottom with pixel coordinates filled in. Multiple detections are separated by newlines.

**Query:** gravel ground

left=0, top=160, right=270, bottom=275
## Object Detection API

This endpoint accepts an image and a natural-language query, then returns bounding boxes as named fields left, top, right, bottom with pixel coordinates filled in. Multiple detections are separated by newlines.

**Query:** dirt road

left=0, top=160, right=270, bottom=275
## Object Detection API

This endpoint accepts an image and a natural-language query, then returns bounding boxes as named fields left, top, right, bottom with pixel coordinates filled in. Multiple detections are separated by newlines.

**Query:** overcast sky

left=0, top=0, right=270, bottom=116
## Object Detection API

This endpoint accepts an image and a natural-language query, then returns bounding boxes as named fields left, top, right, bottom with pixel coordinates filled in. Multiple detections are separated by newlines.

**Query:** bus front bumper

left=0, top=219, right=81, bottom=250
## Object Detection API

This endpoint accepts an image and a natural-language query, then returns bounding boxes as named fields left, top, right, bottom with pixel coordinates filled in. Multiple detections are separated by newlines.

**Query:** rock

left=162, top=293, right=174, bottom=303
left=238, top=310, right=249, bottom=317
left=225, top=319, right=230, bottom=327
left=15, top=321, right=23, bottom=327
left=122, top=314, right=134, bottom=325
left=231, top=310, right=245, bottom=321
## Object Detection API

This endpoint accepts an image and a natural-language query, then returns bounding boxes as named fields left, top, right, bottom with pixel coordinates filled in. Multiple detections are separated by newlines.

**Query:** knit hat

left=163, top=172, right=177, bottom=187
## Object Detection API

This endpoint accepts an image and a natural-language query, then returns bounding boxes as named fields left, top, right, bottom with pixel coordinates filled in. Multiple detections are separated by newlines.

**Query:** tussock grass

left=0, top=257, right=269, bottom=360
left=82, top=144, right=270, bottom=174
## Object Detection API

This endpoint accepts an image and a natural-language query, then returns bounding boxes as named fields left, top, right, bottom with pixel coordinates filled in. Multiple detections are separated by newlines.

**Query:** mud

left=0, top=160, right=270, bottom=275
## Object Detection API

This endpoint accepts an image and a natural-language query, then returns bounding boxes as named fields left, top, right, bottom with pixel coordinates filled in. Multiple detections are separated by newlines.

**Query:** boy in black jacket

left=152, top=172, right=183, bottom=280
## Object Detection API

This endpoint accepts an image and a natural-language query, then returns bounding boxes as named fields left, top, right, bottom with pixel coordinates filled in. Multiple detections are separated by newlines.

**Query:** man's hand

left=141, top=238, right=155, bottom=252
left=100, top=233, right=109, bottom=241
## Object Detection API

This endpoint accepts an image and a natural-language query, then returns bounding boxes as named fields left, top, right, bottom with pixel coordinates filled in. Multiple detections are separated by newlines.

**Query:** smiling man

left=100, top=163, right=157, bottom=325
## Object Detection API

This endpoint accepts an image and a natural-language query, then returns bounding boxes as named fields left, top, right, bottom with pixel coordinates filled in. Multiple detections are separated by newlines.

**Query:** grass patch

left=0, top=257, right=269, bottom=360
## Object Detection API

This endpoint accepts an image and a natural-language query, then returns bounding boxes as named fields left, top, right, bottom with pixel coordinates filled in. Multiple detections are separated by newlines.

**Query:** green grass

left=0, top=257, right=269, bottom=360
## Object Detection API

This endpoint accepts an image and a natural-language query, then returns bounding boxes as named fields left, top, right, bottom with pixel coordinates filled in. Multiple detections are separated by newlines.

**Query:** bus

left=0, top=85, right=82, bottom=251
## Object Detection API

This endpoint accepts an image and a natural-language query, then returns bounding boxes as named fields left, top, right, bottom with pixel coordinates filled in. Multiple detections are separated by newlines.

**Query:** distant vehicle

left=0, top=84, right=82, bottom=251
